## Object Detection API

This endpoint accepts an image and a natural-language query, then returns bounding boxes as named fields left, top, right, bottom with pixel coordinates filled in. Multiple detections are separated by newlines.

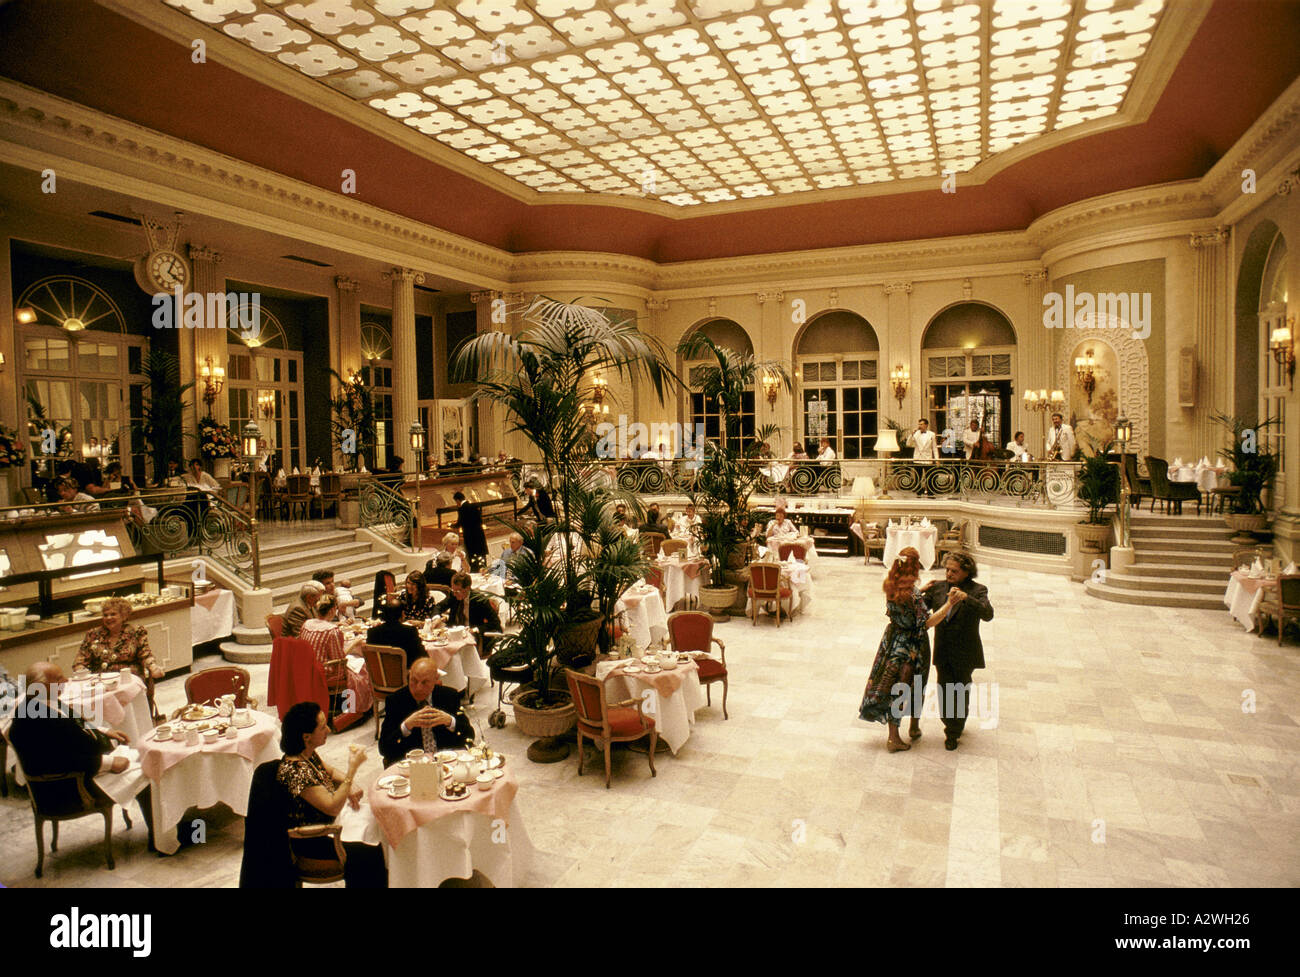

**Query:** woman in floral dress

left=299, top=595, right=373, bottom=721
left=859, top=548, right=959, bottom=752
left=75, top=597, right=164, bottom=719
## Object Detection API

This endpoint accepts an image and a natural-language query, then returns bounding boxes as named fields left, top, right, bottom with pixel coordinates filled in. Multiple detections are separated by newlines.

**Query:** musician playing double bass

left=962, top=420, right=995, bottom=461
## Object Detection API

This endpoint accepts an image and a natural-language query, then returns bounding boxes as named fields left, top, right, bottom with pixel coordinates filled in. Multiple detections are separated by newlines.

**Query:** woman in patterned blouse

left=299, top=595, right=374, bottom=720
left=75, top=598, right=163, bottom=680
left=276, top=701, right=386, bottom=887
left=398, top=571, right=439, bottom=623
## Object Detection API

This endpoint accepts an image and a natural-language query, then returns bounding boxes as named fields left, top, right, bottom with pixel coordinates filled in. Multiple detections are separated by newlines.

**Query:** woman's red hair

left=883, top=547, right=922, bottom=602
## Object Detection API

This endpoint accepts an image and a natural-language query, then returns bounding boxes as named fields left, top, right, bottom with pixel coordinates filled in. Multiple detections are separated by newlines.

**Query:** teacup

left=118, top=667, right=131, bottom=678
left=201, top=729, right=219, bottom=744
left=396, top=761, right=412, bottom=776
left=234, top=708, right=250, bottom=725
left=72, top=668, right=91, bottom=681
left=155, top=725, right=173, bottom=741
left=100, top=674, right=119, bottom=689
left=476, top=773, right=494, bottom=791
left=184, top=729, right=201, bottom=746
left=406, top=749, right=426, bottom=761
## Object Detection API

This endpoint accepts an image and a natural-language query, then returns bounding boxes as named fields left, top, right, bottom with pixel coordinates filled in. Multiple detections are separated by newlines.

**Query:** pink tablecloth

left=601, top=659, right=699, bottom=699
left=61, top=673, right=147, bottom=734
left=367, top=768, right=519, bottom=850
left=137, top=711, right=279, bottom=781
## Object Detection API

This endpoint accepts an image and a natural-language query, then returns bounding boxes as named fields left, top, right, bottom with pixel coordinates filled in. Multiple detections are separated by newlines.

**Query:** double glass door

left=226, top=348, right=307, bottom=472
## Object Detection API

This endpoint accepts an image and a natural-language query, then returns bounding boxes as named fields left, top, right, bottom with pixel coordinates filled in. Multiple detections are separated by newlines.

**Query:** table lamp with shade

left=874, top=428, right=900, bottom=499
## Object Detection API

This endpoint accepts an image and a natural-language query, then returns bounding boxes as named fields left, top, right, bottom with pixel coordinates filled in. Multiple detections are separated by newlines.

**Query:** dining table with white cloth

left=655, top=556, right=707, bottom=611
left=594, top=657, right=705, bottom=754
left=136, top=710, right=281, bottom=855
left=1224, top=570, right=1275, bottom=631
left=616, top=582, right=668, bottom=651
left=882, top=525, right=939, bottom=569
left=744, top=558, right=811, bottom=617
left=191, top=588, right=237, bottom=645
left=341, top=765, right=533, bottom=887
left=344, top=625, right=489, bottom=694
left=1169, top=462, right=1227, bottom=494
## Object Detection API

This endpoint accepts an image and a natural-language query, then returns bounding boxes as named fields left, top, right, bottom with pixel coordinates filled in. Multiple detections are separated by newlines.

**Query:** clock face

left=146, top=249, right=190, bottom=292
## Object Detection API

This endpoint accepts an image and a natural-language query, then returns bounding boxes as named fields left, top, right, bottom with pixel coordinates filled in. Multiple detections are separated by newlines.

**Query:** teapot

left=447, top=756, right=482, bottom=784
left=217, top=694, right=236, bottom=718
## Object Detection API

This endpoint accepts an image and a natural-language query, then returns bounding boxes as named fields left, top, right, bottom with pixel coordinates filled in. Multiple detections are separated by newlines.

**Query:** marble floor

left=3, top=555, right=1298, bottom=888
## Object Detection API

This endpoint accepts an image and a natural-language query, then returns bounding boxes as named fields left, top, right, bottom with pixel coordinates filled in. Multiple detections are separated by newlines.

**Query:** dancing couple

left=859, top=548, right=993, bottom=752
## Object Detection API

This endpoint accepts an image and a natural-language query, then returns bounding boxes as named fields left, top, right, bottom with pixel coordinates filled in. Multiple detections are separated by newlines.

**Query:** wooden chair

left=320, top=657, right=350, bottom=723
left=777, top=541, right=806, bottom=562
left=361, top=643, right=408, bottom=742
left=287, top=824, right=347, bottom=886
left=1232, top=546, right=1270, bottom=569
left=639, top=532, right=666, bottom=559
left=266, top=613, right=285, bottom=641
left=1121, top=454, right=1151, bottom=508
left=1145, top=456, right=1201, bottom=515
left=185, top=665, right=258, bottom=709
left=937, top=520, right=967, bottom=561
left=660, top=538, right=687, bottom=558
left=564, top=668, right=656, bottom=789
left=861, top=524, right=886, bottom=565
left=318, top=473, right=342, bottom=519
left=24, top=770, right=121, bottom=878
left=643, top=563, right=666, bottom=603
left=666, top=610, right=728, bottom=719
left=1211, top=485, right=1240, bottom=514
left=746, top=562, right=793, bottom=627
left=285, top=474, right=313, bottom=521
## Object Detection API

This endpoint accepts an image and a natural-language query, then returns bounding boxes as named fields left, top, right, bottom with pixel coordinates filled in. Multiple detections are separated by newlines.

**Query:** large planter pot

left=554, top=614, right=604, bottom=668
left=698, top=584, right=739, bottom=622
left=724, top=569, right=750, bottom=615
left=1075, top=521, right=1112, bottom=554
left=1225, top=512, right=1268, bottom=544
left=510, top=687, right=576, bottom=763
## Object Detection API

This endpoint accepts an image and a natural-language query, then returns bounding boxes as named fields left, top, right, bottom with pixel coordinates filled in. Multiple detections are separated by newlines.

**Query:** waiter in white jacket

left=908, top=418, right=938, bottom=497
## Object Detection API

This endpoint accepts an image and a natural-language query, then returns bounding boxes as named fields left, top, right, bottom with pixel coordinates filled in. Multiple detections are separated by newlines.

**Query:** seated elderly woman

left=55, top=476, right=99, bottom=514
left=431, top=533, right=470, bottom=575
left=276, top=701, right=387, bottom=887
left=765, top=505, right=811, bottom=558
left=398, top=570, right=440, bottom=622
left=74, top=596, right=164, bottom=718
left=283, top=581, right=325, bottom=638
left=299, top=595, right=373, bottom=721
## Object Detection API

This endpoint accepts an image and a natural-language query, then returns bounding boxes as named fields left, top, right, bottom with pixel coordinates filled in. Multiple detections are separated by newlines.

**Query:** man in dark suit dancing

left=921, top=551, right=993, bottom=751
left=378, top=659, right=473, bottom=767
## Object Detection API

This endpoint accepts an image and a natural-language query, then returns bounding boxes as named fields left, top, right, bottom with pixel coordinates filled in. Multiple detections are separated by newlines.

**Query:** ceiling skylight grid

left=162, top=0, right=1168, bottom=207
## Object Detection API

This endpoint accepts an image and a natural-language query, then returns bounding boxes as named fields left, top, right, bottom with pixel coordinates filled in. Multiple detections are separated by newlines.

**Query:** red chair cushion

left=746, top=585, right=793, bottom=598
left=695, top=657, right=726, bottom=679
left=579, top=707, right=655, bottom=738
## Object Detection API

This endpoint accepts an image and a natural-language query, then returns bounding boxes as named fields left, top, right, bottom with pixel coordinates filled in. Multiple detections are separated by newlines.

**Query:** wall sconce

left=344, top=368, right=363, bottom=389
left=258, top=390, right=276, bottom=419
left=198, top=356, right=226, bottom=416
left=14, top=307, right=36, bottom=325
left=62, top=316, right=86, bottom=333
left=889, top=364, right=910, bottom=407
left=1270, top=316, right=1295, bottom=391
left=1074, top=348, right=1097, bottom=403
left=762, top=371, right=780, bottom=405
left=591, top=377, right=607, bottom=405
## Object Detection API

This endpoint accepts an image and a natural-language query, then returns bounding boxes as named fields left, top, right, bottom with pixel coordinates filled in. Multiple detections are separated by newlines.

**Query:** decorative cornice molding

left=756, top=290, right=785, bottom=304
left=884, top=282, right=913, bottom=295
left=1022, top=268, right=1048, bottom=284
left=334, top=275, right=359, bottom=293
left=187, top=244, right=222, bottom=264
left=1027, top=181, right=1214, bottom=254
left=1277, top=165, right=1300, bottom=196
left=1202, top=73, right=1300, bottom=203
left=1189, top=227, right=1229, bottom=249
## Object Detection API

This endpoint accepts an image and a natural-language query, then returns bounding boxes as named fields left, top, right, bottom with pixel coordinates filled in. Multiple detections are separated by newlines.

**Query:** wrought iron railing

left=358, top=476, right=417, bottom=549
left=0, top=489, right=260, bottom=586
left=611, top=459, right=843, bottom=496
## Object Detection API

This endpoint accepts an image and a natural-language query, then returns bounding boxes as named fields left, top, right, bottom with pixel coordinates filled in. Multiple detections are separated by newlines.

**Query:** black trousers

left=935, top=663, right=975, bottom=739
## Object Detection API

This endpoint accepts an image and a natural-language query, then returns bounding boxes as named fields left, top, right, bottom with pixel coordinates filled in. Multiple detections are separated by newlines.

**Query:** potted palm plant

left=454, top=297, right=675, bottom=758
left=1075, top=435, right=1119, bottom=554
left=1213, top=412, right=1279, bottom=541
left=676, top=334, right=790, bottom=619
left=136, top=350, right=195, bottom=484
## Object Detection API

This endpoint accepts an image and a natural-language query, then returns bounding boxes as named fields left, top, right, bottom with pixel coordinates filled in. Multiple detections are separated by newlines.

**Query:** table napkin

left=1287, top=563, right=1298, bottom=575
left=1173, top=457, right=1183, bottom=467
left=346, top=656, right=365, bottom=675
left=1199, top=456, right=1210, bottom=468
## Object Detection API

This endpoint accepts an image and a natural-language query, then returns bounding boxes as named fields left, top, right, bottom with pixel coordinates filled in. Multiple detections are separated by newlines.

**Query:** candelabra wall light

left=1270, top=315, right=1296, bottom=391
left=890, top=365, right=910, bottom=407
left=1074, top=348, right=1097, bottom=403
left=762, top=370, right=780, bottom=405
left=258, top=391, right=276, bottom=420
left=14, top=307, right=36, bottom=324
left=199, top=356, right=226, bottom=416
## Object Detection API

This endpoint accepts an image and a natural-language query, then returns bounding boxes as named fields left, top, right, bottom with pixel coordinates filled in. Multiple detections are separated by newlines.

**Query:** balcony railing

left=358, top=476, right=417, bottom=549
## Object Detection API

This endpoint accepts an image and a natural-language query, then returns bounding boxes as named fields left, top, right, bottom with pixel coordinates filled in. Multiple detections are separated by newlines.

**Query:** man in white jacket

left=908, top=419, right=939, bottom=497
left=1046, top=413, right=1076, bottom=461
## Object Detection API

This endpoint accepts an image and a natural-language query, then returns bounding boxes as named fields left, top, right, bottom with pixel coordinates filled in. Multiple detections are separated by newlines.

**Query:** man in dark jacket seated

left=7, top=660, right=157, bottom=849
left=366, top=599, right=426, bottom=669
left=444, top=572, right=502, bottom=658
left=423, top=552, right=456, bottom=587
left=378, top=659, right=472, bottom=767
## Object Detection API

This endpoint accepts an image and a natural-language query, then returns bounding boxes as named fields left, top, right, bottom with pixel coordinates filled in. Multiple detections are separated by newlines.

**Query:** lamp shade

left=874, top=429, right=900, bottom=454
left=241, top=421, right=261, bottom=459
left=1115, top=416, right=1131, bottom=444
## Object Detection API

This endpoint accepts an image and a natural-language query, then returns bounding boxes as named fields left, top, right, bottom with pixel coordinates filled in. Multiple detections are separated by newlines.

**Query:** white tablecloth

left=657, top=559, right=706, bottom=611
left=140, top=711, right=281, bottom=855
left=1170, top=465, right=1226, bottom=494
left=595, top=659, right=705, bottom=754
left=616, top=585, right=668, bottom=651
left=339, top=792, right=533, bottom=888
left=191, top=589, right=236, bottom=645
left=1224, top=571, right=1272, bottom=631
left=883, top=526, right=938, bottom=569
left=427, top=638, right=491, bottom=695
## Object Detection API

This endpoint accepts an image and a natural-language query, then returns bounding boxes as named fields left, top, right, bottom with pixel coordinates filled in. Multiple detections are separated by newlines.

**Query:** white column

left=386, top=267, right=423, bottom=474
left=884, top=282, right=913, bottom=424
left=1189, top=228, right=1229, bottom=457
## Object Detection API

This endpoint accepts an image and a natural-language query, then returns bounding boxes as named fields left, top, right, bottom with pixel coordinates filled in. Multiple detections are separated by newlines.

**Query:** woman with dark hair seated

left=372, top=569, right=397, bottom=614
left=276, top=701, right=387, bottom=887
left=399, top=570, right=439, bottom=622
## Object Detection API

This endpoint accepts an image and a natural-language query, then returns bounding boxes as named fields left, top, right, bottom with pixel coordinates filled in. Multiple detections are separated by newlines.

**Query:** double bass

left=971, top=426, right=996, bottom=461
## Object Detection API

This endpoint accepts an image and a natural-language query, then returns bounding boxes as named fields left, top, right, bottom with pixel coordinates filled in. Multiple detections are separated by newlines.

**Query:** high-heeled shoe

left=886, top=739, right=911, bottom=752
left=909, top=725, right=922, bottom=740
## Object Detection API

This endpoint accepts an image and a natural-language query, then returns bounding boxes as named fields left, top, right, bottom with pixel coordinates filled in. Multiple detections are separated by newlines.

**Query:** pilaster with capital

left=385, top=267, right=423, bottom=474
left=335, top=276, right=361, bottom=389
left=187, top=245, right=228, bottom=471
left=1189, top=228, right=1229, bottom=457
left=1021, top=268, right=1050, bottom=438
left=884, top=282, right=914, bottom=424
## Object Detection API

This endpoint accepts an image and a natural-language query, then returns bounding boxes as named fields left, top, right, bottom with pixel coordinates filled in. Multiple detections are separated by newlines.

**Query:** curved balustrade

left=611, top=459, right=842, bottom=497
left=877, top=459, right=1080, bottom=507
left=358, top=477, right=417, bottom=548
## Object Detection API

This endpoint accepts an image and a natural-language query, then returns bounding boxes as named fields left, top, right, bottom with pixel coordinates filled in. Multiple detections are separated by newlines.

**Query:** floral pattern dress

left=75, top=624, right=158, bottom=678
left=858, top=592, right=931, bottom=725
left=277, top=754, right=338, bottom=828
left=299, top=618, right=373, bottom=716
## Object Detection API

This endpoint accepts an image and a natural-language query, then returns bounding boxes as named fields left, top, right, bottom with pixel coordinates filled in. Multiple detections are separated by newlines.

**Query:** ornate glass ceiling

left=164, top=0, right=1167, bottom=207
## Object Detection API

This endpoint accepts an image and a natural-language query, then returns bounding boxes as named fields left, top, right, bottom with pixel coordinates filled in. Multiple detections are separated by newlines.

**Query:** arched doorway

left=680, top=318, right=755, bottom=454
left=793, top=310, right=880, bottom=459
left=226, top=303, right=308, bottom=472
left=921, top=303, right=1016, bottom=455
left=360, top=319, right=395, bottom=469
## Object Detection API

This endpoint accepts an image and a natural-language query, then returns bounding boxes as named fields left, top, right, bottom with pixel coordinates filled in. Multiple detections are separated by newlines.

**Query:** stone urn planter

left=698, top=584, right=739, bottom=622
left=1075, top=522, right=1112, bottom=554
left=510, top=687, right=576, bottom=763
left=1224, top=512, right=1268, bottom=544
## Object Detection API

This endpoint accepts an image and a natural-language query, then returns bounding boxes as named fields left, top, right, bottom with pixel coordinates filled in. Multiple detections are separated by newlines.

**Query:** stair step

left=258, top=541, right=375, bottom=571
left=259, top=530, right=358, bottom=557
left=268, top=565, right=409, bottom=607
left=221, top=640, right=272, bottom=665
left=232, top=624, right=270, bottom=645
left=260, top=550, right=404, bottom=585
left=1103, top=571, right=1225, bottom=594
left=1130, top=527, right=1230, bottom=541
left=1123, top=562, right=1228, bottom=581
left=1084, top=580, right=1224, bottom=609
left=1133, top=549, right=1237, bottom=565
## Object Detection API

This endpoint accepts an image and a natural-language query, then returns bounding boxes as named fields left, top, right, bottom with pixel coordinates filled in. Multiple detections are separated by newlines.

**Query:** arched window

left=1260, top=232, right=1288, bottom=474
left=922, top=303, right=1016, bottom=454
left=226, top=301, right=308, bottom=471
left=795, top=310, right=880, bottom=459
left=361, top=319, right=394, bottom=469
left=684, top=319, right=756, bottom=454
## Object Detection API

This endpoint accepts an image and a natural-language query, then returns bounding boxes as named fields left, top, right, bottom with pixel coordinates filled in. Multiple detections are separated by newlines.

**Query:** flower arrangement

left=0, top=425, right=28, bottom=469
left=198, top=417, right=238, bottom=460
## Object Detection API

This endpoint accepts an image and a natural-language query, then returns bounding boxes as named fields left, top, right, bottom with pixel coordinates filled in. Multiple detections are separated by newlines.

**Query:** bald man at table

left=378, top=659, right=473, bottom=767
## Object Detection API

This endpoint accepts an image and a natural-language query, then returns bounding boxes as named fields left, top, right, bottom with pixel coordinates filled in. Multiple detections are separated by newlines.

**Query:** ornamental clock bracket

left=132, top=210, right=192, bottom=294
